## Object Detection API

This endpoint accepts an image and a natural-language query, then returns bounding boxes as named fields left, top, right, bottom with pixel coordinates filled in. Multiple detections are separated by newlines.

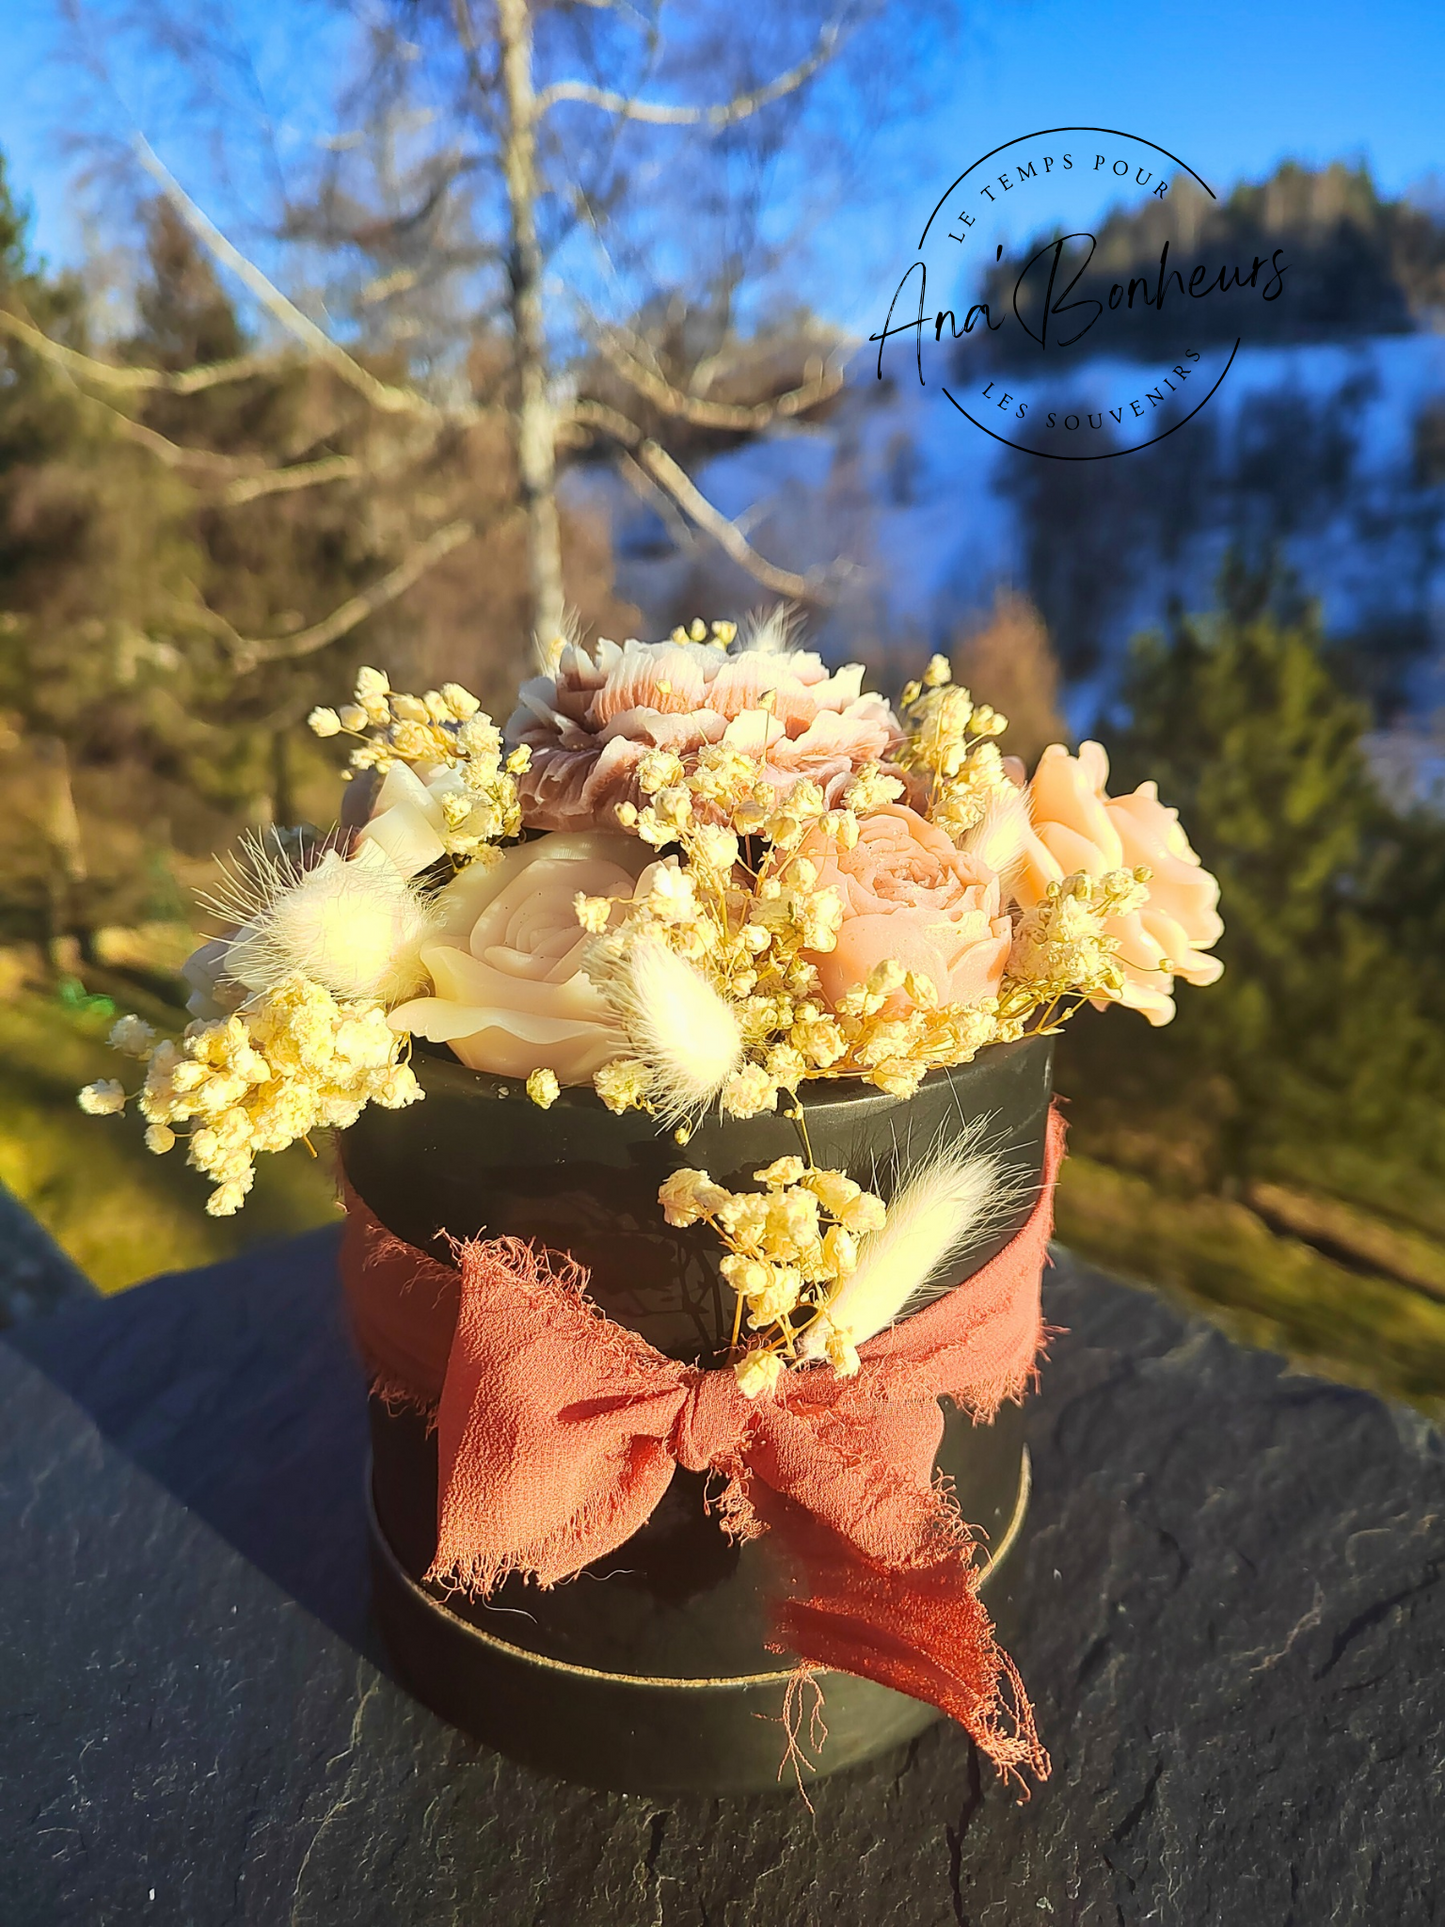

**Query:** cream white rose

left=388, top=832, right=652, bottom=1080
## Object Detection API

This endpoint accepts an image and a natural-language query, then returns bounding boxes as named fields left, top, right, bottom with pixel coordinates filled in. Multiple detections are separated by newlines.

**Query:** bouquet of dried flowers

left=83, top=612, right=1222, bottom=1395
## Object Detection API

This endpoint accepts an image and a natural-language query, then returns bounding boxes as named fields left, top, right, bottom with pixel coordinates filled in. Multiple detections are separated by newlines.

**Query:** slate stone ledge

left=0, top=1182, right=97, bottom=1330
left=1, top=1232, right=1440, bottom=1926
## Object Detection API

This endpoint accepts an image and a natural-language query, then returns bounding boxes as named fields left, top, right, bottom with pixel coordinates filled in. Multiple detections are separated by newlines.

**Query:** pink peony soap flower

left=508, top=630, right=912, bottom=831
left=1017, top=741, right=1224, bottom=1025
left=799, top=803, right=1013, bottom=1014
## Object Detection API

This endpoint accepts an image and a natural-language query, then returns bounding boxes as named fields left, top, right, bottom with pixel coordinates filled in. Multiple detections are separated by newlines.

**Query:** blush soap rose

left=800, top=804, right=1013, bottom=1014
left=1017, top=741, right=1223, bottom=1024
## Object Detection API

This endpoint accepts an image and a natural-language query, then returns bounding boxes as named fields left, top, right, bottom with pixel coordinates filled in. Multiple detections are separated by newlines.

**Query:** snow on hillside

left=567, top=331, right=1445, bottom=734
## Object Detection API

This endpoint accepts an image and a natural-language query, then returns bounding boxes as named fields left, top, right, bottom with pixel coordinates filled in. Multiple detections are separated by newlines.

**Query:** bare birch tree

left=41, top=0, right=943, bottom=662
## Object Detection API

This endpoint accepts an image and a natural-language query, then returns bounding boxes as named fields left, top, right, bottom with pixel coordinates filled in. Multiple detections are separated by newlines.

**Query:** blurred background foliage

left=1056, top=559, right=1445, bottom=1418
left=1, top=6, right=1444, bottom=1420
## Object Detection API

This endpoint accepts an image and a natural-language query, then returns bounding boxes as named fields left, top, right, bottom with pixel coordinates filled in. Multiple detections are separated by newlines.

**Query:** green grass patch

left=1057, top=1153, right=1445, bottom=1421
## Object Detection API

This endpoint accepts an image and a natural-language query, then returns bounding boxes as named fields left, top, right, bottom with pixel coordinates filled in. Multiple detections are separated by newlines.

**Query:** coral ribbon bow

left=343, top=1108, right=1064, bottom=1783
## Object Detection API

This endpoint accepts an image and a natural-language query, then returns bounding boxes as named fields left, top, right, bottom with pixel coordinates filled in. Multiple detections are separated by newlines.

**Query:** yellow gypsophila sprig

left=309, top=667, right=527, bottom=864
left=897, top=654, right=1017, bottom=842
left=668, top=617, right=738, bottom=647
left=995, top=866, right=1153, bottom=1036
left=594, top=750, right=856, bottom=1120
left=811, top=957, right=1003, bottom=1098
left=592, top=720, right=1008, bottom=1111
left=79, top=974, right=421, bottom=1215
left=658, top=1153, right=886, bottom=1393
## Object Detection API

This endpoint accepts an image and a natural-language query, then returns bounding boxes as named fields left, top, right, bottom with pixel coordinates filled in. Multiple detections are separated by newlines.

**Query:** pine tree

left=1060, top=559, right=1445, bottom=1191
left=0, top=177, right=400, bottom=946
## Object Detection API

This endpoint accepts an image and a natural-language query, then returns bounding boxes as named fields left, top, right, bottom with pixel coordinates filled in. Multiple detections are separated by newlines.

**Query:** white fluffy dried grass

left=593, top=936, right=743, bottom=1119
left=807, top=1118, right=1028, bottom=1353
left=739, top=603, right=801, bottom=656
left=534, top=603, right=586, bottom=677
left=958, top=786, right=1032, bottom=894
left=205, top=835, right=438, bottom=1003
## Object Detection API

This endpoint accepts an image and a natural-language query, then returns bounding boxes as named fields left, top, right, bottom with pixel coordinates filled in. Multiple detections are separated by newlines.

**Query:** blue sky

left=951, top=0, right=1445, bottom=199
left=4, top=0, right=1443, bottom=327
left=840, top=0, right=1445, bottom=329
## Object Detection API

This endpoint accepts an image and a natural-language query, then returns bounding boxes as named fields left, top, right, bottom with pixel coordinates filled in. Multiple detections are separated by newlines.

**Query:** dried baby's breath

left=310, top=667, right=523, bottom=865
left=83, top=976, right=420, bottom=1216
left=659, top=1151, right=886, bottom=1392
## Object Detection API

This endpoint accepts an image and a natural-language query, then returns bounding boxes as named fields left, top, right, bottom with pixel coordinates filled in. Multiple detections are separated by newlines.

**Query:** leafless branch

left=227, top=518, right=478, bottom=670
left=0, top=312, right=270, bottom=479
left=89, top=400, right=418, bottom=512
left=570, top=398, right=825, bottom=602
left=616, top=448, right=696, bottom=551
left=448, top=0, right=502, bottom=137
left=133, top=136, right=464, bottom=426
left=165, top=592, right=248, bottom=651
left=105, top=410, right=244, bottom=474
left=594, top=329, right=845, bottom=431
left=0, top=307, right=278, bottom=395
left=217, top=421, right=462, bottom=504
left=1, top=324, right=421, bottom=506
left=218, top=453, right=367, bottom=506
left=536, top=22, right=840, bottom=125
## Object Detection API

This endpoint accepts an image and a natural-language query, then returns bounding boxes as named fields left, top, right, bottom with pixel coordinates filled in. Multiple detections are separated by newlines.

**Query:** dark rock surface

left=2, top=1234, right=1441, bottom=1926
left=0, top=1182, right=96, bottom=1329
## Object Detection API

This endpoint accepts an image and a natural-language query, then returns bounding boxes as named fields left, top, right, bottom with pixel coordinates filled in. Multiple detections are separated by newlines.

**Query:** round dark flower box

left=342, top=1033, right=1055, bottom=1794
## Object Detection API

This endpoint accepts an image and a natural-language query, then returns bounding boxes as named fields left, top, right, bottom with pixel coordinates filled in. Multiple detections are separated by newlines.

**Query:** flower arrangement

left=83, top=612, right=1223, bottom=1396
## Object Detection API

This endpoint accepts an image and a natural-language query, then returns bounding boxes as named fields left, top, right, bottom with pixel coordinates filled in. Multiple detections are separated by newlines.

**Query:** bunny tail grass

left=958, top=786, right=1032, bottom=893
left=810, top=1121, right=1026, bottom=1352
left=739, top=603, right=800, bottom=655
left=596, top=936, right=743, bottom=1119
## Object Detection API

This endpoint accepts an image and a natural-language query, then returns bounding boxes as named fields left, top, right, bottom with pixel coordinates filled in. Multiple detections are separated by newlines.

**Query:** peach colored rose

left=388, top=832, right=651, bottom=1080
left=1018, top=741, right=1223, bottom=1025
left=509, top=635, right=913, bottom=830
left=799, top=804, right=1012, bottom=1013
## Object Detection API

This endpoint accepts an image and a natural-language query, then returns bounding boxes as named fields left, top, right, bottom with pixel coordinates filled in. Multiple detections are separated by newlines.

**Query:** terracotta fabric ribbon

left=343, top=1106, right=1064, bottom=1784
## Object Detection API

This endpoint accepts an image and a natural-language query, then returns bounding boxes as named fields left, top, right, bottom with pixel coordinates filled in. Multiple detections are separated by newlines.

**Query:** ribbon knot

left=668, top=1362, right=754, bottom=1477
left=342, top=1108, right=1064, bottom=1786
